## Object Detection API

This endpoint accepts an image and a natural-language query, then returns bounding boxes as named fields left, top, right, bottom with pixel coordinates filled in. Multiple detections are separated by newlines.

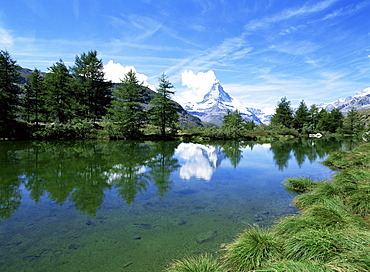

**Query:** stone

left=196, top=230, right=216, bottom=244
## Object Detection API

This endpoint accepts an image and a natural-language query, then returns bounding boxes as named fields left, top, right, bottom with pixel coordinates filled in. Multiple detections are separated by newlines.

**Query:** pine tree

left=328, top=108, right=344, bottom=132
left=149, top=73, right=179, bottom=137
left=72, top=51, right=112, bottom=121
left=293, top=100, right=310, bottom=132
left=341, top=107, right=361, bottom=135
left=316, top=108, right=331, bottom=132
left=222, top=109, right=244, bottom=128
left=270, top=97, right=294, bottom=128
left=21, top=69, right=44, bottom=125
left=0, top=50, right=21, bottom=135
left=107, top=70, right=148, bottom=138
left=43, top=60, right=76, bottom=123
left=308, top=104, right=319, bottom=132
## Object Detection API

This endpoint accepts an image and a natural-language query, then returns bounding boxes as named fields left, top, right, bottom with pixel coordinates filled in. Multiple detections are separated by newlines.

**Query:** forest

left=1, top=49, right=369, bottom=141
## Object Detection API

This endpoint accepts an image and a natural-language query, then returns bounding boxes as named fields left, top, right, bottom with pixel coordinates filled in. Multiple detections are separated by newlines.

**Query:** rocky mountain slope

left=319, top=87, right=370, bottom=113
left=181, top=81, right=269, bottom=126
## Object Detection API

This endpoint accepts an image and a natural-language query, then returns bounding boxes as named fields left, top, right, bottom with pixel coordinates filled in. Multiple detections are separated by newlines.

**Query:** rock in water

left=196, top=230, right=216, bottom=244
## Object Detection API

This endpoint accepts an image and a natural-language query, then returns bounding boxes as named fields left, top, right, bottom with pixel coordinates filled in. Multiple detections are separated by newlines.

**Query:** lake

left=0, top=139, right=348, bottom=271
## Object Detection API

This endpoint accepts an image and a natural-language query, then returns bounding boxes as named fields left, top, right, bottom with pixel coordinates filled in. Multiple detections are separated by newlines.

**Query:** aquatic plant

left=223, top=226, right=283, bottom=271
left=283, top=176, right=317, bottom=193
left=165, top=253, right=227, bottom=272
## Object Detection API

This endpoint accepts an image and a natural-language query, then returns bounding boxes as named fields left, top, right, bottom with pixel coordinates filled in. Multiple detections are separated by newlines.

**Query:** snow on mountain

left=181, top=81, right=268, bottom=126
left=319, top=87, right=370, bottom=113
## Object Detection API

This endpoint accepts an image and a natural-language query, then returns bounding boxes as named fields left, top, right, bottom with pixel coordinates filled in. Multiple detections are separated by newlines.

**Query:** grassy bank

left=165, top=143, right=370, bottom=271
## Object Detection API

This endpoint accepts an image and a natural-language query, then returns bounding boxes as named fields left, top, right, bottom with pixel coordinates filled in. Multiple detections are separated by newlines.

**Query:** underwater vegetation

left=165, top=143, right=370, bottom=271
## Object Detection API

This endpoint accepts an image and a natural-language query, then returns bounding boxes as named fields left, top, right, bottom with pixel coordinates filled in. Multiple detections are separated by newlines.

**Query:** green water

left=0, top=139, right=345, bottom=271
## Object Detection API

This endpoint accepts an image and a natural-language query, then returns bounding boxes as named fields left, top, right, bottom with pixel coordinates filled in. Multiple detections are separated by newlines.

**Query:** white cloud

left=179, top=70, right=217, bottom=102
left=0, top=28, right=13, bottom=48
left=103, top=60, right=154, bottom=89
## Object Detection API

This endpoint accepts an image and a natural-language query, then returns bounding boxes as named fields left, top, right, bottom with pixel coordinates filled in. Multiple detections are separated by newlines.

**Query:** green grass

left=164, top=143, right=370, bottom=271
left=259, top=260, right=330, bottom=272
left=282, top=177, right=317, bottom=194
left=293, top=193, right=339, bottom=211
left=284, top=228, right=369, bottom=263
left=223, top=227, right=283, bottom=271
left=165, top=253, right=227, bottom=272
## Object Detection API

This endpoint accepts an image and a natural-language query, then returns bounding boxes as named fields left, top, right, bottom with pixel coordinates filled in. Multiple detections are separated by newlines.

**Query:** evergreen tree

left=222, top=109, right=244, bottom=128
left=72, top=51, right=112, bottom=121
left=293, top=100, right=309, bottom=132
left=270, top=97, right=294, bottom=128
left=329, top=108, right=344, bottom=132
left=316, top=108, right=331, bottom=132
left=107, top=70, right=147, bottom=138
left=43, top=60, right=76, bottom=123
left=21, top=69, right=44, bottom=125
left=308, top=104, right=319, bottom=132
left=0, top=50, right=21, bottom=135
left=341, top=107, right=362, bottom=135
left=149, top=73, right=179, bottom=137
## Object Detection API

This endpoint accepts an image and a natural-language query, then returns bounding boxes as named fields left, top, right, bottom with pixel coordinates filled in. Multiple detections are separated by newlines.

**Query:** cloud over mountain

left=103, top=60, right=154, bottom=89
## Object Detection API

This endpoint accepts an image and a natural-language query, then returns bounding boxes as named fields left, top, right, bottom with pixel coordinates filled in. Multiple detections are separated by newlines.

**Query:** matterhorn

left=182, top=81, right=269, bottom=126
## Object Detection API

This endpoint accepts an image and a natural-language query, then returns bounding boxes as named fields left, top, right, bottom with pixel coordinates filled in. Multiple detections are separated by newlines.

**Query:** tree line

left=270, top=97, right=364, bottom=135
left=186, top=97, right=367, bottom=141
left=1, top=49, right=367, bottom=141
left=0, top=50, right=179, bottom=139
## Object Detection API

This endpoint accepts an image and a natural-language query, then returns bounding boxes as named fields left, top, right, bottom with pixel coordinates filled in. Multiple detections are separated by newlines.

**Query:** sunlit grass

left=223, top=226, right=283, bottom=271
left=260, top=260, right=329, bottom=272
left=283, top=176, right=317, bottom=193
left=165, top=253, right=227, bottom=272
left=284, top=229, right=368, bottom=263
left=293, top=193, right=338, bottom=211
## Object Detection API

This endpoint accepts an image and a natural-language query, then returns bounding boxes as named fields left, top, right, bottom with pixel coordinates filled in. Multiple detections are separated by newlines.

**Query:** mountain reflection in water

left=0, top=138, right=357, bottom=271
left=0, top=138, right=353, bottom=220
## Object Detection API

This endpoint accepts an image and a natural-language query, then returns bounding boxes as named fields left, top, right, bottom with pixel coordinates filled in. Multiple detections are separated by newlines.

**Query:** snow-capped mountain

left=182, top=81, right=268, bottom=126
left=319, top=87, right=370, bottom=113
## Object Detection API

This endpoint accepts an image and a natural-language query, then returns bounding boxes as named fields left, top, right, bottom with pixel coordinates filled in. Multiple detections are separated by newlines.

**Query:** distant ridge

left=319, top=87, right=370, bottom=113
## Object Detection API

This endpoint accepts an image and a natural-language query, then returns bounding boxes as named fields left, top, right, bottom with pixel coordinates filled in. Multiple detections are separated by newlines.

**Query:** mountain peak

left=200, top=82, right=232, bottom=104
left=319, top=87, right=370, bottom=113
left=182, top=81, right=269, bottom=125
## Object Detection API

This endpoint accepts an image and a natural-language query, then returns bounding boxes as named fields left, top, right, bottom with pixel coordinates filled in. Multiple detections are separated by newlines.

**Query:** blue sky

left=1, top=0, right=369, bottom=112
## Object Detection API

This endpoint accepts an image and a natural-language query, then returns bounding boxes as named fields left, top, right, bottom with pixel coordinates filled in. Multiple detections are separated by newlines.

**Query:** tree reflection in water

left=0, top=138, right=359, bottom=220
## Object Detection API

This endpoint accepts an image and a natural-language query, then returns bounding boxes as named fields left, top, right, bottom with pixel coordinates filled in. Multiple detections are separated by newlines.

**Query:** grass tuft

left=293, top=193, right=338, bottom=211
left=261, top=260, right=330, bottom=272
left=283, top=177, right=317, bottom=194
left=345, top=184, right=370, bottom=216
left=223, top=226, right=283, bottom=271
left=165, top=253, right=226, bottom=272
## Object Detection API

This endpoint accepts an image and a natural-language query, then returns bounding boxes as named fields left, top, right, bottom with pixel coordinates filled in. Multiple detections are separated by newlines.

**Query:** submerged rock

left=196, top=230, right=217, bottom=244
